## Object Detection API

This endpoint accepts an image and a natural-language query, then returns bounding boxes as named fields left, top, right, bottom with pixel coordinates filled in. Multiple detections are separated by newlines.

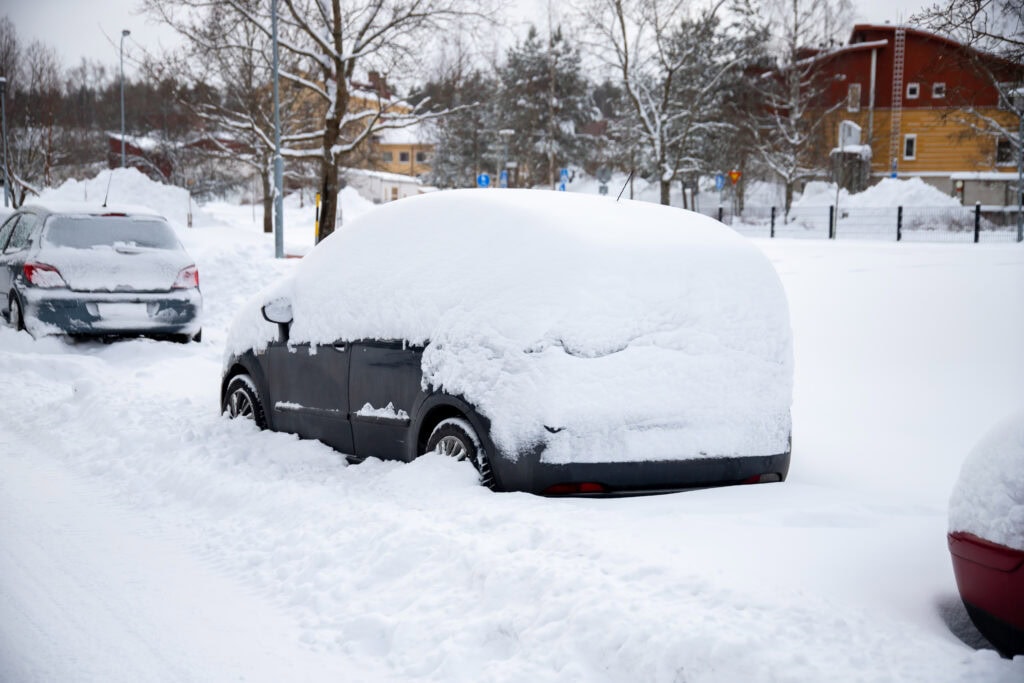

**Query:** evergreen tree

left=497, top=25, right=592, bottom=188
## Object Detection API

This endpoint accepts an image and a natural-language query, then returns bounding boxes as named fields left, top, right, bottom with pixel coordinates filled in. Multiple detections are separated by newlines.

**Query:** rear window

left=43, top=215, right=180, bottom=250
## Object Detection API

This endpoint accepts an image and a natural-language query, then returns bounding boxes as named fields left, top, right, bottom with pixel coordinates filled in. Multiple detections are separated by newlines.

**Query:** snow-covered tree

left=582, top=0, right=757, bottom=205
left=497, top=25, right=592, bottom=188
left=746, top=0, right=852, bottom=216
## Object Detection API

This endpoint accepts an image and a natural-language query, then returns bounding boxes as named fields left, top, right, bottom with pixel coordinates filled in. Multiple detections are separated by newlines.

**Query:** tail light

left=173, top=265, right=199, bottom=289
left=23, top=262, right=67, bottom=288
left=543, top=482, right=608, bottom=495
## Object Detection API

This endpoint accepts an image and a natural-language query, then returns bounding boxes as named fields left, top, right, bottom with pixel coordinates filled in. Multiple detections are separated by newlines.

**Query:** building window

left=380, top=151, right=393, bottom=162
left=847, top=83, right=861, bottom=112
left=932, top=82, right=946, bottom=98
left=903, top=134, right=917, bottom=160
left=415, top=151, right=428, bottom=163
left=996, top=138, right=1016, bottom=165
left=399, top=151, right=410, bottom=162
left=906, top=82, right=920, bottom=100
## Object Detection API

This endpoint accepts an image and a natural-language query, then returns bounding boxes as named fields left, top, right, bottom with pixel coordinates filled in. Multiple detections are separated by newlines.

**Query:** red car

left=948, top=531, right=1024, bottom=657
left=947, top=411, right=1024, bottom=658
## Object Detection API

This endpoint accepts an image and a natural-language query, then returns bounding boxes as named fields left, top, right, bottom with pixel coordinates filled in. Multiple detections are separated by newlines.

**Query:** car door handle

left=333, top=342, right=347, bottom=352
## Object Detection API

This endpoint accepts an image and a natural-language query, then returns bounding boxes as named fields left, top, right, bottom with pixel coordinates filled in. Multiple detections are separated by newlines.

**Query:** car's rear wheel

left=427, top=417, right=495, bottom=490
left=222, top=374, right=267, bottom=429
left=7, top=294, right=24, bottom=332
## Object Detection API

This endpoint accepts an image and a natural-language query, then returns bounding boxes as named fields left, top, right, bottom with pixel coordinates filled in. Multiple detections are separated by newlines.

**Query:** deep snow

left=1, top=173, right=1023, bottom=682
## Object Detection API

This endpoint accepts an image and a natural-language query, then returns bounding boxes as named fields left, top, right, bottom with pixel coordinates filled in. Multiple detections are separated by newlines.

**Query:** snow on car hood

left=948, top=409, right=1024, bottom=551
left=227, top=189, right=793, bottom=461
left=40, top=245, right=191, bottom=292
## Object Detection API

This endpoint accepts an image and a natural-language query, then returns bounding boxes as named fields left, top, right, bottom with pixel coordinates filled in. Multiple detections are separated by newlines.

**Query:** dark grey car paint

left=224, top=329, right=791, bottom=495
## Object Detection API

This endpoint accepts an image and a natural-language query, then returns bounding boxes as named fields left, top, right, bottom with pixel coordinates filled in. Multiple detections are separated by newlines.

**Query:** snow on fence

left=712, top=204, right=1023, bottom=243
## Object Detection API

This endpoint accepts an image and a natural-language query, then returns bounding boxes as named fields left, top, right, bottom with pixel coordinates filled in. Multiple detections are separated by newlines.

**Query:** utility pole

left=120, top=30, right=131, bottom=168
left=271, top=0, right=285, bottom=258
left=0, top=77, right=9, bottom=207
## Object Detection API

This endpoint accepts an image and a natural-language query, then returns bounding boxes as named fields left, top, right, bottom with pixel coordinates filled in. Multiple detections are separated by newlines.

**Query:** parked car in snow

left=948, top=410, right=1024, bottom=657
left=0, top=202, right=202, bottom=341
left=221, top=189, right=793, bottom=495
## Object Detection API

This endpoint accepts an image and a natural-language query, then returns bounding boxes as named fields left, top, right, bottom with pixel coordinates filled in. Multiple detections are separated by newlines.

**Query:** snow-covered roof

left=342, top=167, right=426, bottom=185
left=950, top=172, right=1022, bottom=181
left=20, top=199, right=165, bottom=219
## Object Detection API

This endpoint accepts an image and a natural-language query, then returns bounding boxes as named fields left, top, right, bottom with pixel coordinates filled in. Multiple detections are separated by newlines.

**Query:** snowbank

left=949, top=410, right=1024, bottom=550
left=227, top=189, right=793, bottom=462
left=794, top=177, right=962, bottom=209
left=38, top=168, right=223, bottom=229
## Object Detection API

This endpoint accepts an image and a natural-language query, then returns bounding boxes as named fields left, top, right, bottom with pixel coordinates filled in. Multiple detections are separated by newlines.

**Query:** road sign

left=477, top=173, right=490, bottom=188
left=728, top=170, right=742, bottom=185
left=560, top=168, right=569, bottom=181
left=558, top=182, right=566, bottom=192
left=715, top=173, right=725, bottom=191
left=499, top=169, right=509, bottom=188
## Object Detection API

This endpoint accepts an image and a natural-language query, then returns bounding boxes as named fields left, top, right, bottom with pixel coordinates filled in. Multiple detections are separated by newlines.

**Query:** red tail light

left=173, top=265, right=199, bottom=289
left=23, top=262, right=67, bottom=288
left=543, top=482, right=608, bottom=495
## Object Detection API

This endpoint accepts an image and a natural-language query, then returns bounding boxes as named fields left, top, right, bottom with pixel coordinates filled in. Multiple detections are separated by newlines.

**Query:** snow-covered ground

left=1, top=173, right=1023, bottom=682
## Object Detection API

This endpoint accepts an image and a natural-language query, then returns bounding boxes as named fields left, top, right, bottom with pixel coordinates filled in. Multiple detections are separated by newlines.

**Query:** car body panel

left=948, top=531, right=1024, bottom=657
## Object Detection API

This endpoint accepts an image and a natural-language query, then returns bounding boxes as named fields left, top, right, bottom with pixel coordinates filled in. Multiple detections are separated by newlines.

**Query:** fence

left=700, top=203, right=1023, bottom=243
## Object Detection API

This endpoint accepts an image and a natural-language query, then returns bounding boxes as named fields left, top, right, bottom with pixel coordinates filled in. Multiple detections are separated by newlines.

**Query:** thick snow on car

left=221, top=189, right=793, bottom=495
left=948, top=410, right=1024, bottom=657
left=0, top=202, right=202, bottom=341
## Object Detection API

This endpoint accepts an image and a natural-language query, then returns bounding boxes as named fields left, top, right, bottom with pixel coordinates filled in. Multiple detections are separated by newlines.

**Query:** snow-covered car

left=221, top=189, right=793, bottom=495
left=948, top=410, right=1024, bottom=657
left=0, top=202, right=202, bottom=341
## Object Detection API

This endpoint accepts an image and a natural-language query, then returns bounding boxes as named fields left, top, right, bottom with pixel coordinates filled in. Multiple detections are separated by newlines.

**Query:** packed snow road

left=1, top=184, right=1023, bottom=681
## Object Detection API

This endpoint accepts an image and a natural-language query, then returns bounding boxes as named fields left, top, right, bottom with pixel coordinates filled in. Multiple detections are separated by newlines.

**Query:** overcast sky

left=3, top=0, right=933, bottom=76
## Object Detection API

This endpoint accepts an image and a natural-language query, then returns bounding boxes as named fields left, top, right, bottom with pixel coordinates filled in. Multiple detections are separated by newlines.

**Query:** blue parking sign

left=477, top=173, right=491, bottom=188
left=499, top=169, right=509, bottom=188
left=715, top=173, right=725, bottom=191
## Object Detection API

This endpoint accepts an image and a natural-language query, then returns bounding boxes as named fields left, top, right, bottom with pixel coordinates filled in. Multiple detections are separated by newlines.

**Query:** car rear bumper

left=21, top=287, right=202, bottom=337
left=948, top=531, right=1024, bottom=657
left=492, top=447, right=791, bottom=496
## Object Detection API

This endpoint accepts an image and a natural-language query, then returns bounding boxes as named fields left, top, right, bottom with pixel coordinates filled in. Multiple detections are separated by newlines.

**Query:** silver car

left=0, top=202, right=202, bottom=341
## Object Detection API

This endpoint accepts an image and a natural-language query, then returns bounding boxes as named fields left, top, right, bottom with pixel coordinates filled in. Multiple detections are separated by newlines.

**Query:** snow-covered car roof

left=949, top=410, right=1024, bottom=551
left=228, top=189, right=794, bottom=460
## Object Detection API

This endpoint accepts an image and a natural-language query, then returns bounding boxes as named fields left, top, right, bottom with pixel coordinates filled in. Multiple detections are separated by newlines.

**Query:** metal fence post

left=897, top=206, right=903, bottom=242
left=829, top=205, right=835, bottom=239
left=770, top=206, right=776, bottom=238
left=974, top=202, right=981, bottom=244
left=717, top=206, right=723, bottom=223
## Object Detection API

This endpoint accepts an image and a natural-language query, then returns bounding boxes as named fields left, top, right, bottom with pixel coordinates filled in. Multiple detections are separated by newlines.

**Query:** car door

left=262, top=339, right=354, bottom=454
left=348, top=340, right=425, bottom=461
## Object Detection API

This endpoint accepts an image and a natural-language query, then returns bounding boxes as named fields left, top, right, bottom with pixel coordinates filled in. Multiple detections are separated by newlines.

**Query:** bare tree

left=745, top=0, right=852, bottom=216
left=581, top=0, right=755, bottom=205
left=147, top=0, right=496, bottom=241
left=913, top=0, right=1024, bottom=162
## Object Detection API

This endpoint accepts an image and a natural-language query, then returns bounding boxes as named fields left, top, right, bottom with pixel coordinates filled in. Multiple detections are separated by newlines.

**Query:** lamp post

left=0, top=76, right=9, bottom=207
left=271, top=0, right=284, bottom=257
left=1015, top=91, right=1023, bottom=243
left=120, top=29, right=130, bottom=169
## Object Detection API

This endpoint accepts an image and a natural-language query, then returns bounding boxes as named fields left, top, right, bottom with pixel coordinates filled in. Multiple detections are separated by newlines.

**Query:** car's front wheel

left=427, top=417, right=495, bottom=490
left=222, top=374, right=267, bottom=429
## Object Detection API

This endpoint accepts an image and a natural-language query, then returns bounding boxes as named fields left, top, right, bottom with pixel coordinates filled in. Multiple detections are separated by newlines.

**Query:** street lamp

left=498, top=129, right=514, bottom=188
left=120, top=29, right=130, bottom=169
left=1014, top=89, right=1023, bottom=243
left=271, top=0, right=284, bottom=257
left=0, top=76, right=9, bottom=207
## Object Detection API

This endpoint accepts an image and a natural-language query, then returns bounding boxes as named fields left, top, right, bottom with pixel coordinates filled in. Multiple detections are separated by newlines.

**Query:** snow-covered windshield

left=43, top=216, right=180, bottom=250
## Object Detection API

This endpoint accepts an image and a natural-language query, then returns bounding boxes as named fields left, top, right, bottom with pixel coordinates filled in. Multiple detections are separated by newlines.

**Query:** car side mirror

left=261, top=298, right=293, bottom=325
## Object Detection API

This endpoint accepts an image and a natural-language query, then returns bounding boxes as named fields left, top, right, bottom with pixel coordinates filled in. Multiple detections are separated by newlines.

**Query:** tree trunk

left=261, top=170, right=272, bottom=234
left=784, top=181, right=794, bottom=222
left=660, top=179, right=671, bottom=206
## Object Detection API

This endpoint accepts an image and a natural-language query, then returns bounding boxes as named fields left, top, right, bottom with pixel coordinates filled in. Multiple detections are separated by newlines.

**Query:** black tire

left=426, top=417, right=496, bottom=490
left=192, top=329, right=202, bottom=343
left=222, top=374, right=268, bottom=429
left=8, top=294, right=24, bottom=331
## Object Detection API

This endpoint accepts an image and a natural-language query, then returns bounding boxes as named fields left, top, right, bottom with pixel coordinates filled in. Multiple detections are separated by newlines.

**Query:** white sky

left=2, top=0, right=932, bottom=75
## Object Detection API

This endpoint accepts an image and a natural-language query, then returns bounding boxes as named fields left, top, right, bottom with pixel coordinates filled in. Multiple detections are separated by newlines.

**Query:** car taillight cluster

left=23, top=262, right=67, bottom=288
left=173, top=265, right=200, bottom=289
